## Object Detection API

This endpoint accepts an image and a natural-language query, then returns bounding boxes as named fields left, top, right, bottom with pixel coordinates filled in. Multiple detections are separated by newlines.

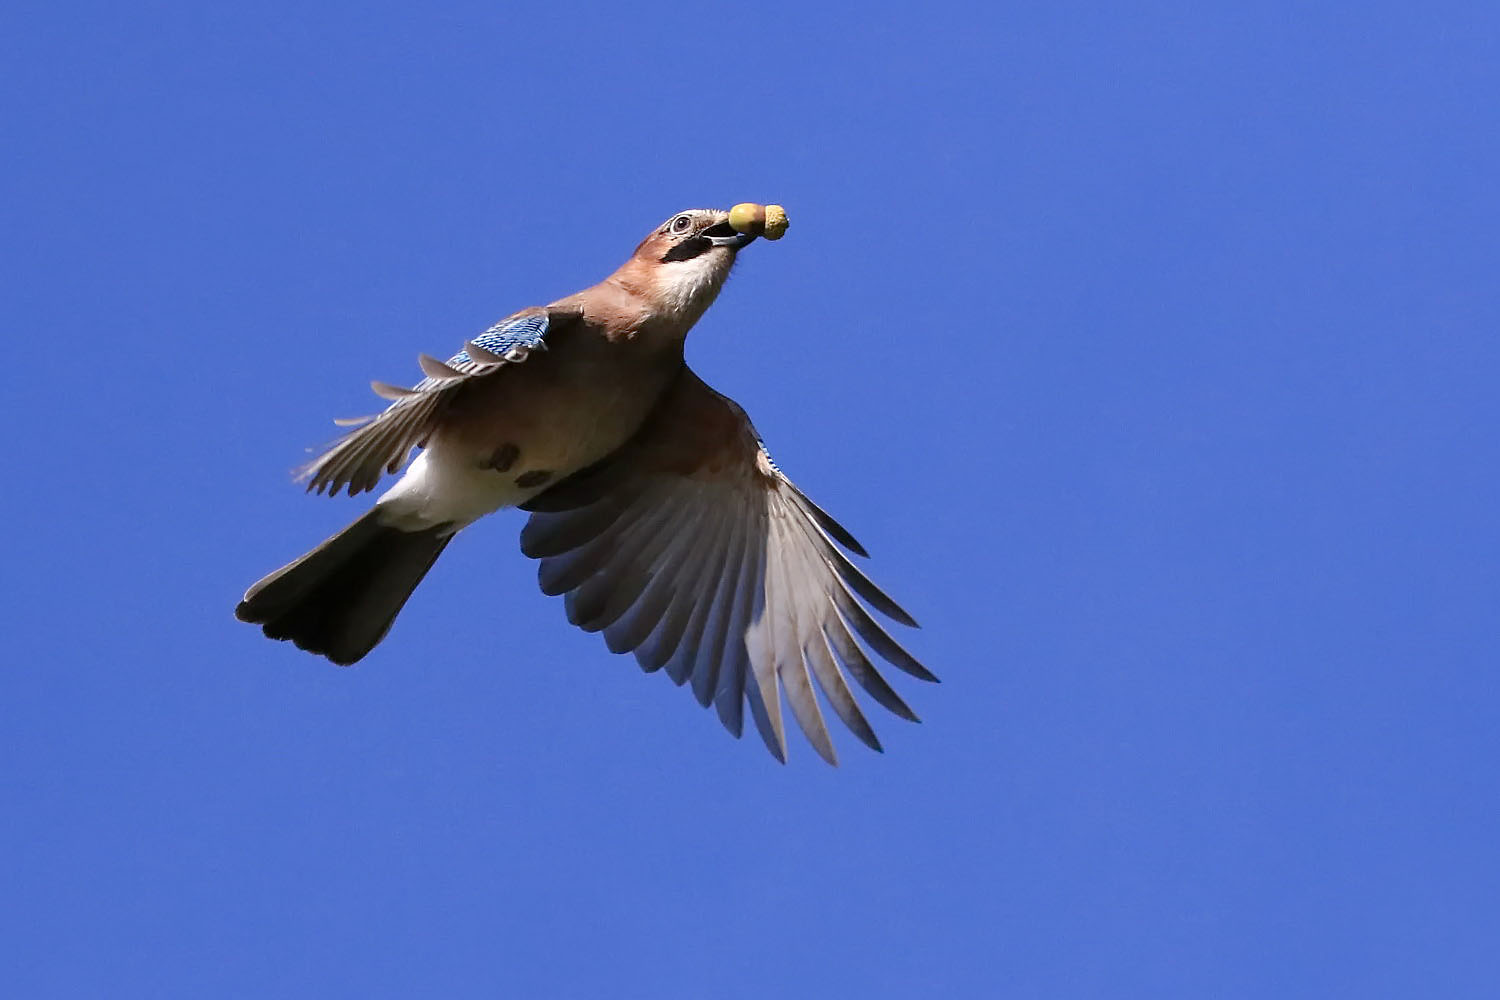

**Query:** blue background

left=4, top=2, right=1497, bottom=996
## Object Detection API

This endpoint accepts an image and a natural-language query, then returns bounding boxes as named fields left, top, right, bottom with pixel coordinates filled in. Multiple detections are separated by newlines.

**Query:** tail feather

left=237, top=509, right=454, bottom=664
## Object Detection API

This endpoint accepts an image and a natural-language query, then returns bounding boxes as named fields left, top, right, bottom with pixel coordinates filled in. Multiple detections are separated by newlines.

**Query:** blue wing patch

left=449, top=311, right=551, bottom=365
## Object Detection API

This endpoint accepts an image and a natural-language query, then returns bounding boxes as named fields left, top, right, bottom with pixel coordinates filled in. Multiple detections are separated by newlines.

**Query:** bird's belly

left=374, top=360, right=668, bottom=530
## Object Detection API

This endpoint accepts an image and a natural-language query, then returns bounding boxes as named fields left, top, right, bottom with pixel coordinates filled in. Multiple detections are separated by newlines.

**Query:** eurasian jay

left=236, top=205, right=934, bottom=763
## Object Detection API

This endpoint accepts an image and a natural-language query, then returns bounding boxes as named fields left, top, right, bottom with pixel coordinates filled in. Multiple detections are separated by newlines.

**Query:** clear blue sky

left=4, top=1, right=1497, bottom=996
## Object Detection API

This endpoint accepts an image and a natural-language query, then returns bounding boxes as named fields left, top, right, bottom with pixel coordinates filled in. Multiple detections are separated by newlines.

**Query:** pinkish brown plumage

left=237, top=206, right=933, bottom=764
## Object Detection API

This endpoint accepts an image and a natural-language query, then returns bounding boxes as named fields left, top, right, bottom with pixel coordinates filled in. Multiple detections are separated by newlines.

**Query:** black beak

left=701, top=221, right=755, bottom=249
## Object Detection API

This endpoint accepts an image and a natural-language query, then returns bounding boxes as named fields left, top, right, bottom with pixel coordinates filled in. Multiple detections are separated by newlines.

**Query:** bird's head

left=622, top=206, right=787, bottom=322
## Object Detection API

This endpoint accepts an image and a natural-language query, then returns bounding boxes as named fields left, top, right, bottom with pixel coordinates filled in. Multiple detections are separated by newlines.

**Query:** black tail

left=236, top=510, right=454, bottom=665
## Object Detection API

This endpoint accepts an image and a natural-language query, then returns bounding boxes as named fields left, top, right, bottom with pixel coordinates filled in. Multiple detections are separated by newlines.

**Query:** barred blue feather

left=450, top=312, right=551, bottom=365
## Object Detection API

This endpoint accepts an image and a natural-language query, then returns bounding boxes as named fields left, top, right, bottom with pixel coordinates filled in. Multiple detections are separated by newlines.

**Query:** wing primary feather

left=540, top=489, right=664, bottom=597
left=588, top=483, right=710, bottom=634
left=645, top=496, right=735, bottom=675
left=782, top=490, right=920, bottom=627
left=768, top=507, right=838, bottom=764
left=520, top=483, right=647, bottom=558
left=605, top=494, right=716, bottom=655
left=662, top=538, right=723, bottom=688
left=353, top=404, right=422, bottom=480
left=371, top=381, right=417, bottom=400
left=713, top=496, right=763, bottom=738
left=463, top=340, right=507, bottom=364
left=687, top=488, right=756, bottom=707
left=308, top=390, right=437, bottom=496
left=782, top=479, right=869, bottom=557
left=565, top=489, right=687, bottom=631
left=562, top=506, right=665, bottom=627
left=826, top=606, right=920, bottom=722
left=664, top=485, right=757, bottom=691
left=631, top=497, right=731, bottom=670
left=832, top=589, right=938, bottom=682
left=742, top=647, right=788, bottom=763
left=741, top=505, right=787, bottom=758
left=810, top=629, right=882, bottom=751
left=417, top=354, right=465, bottom=380
left=335, top=395, right=430, bottom=493
left=778, top=508, right=882, bottom=751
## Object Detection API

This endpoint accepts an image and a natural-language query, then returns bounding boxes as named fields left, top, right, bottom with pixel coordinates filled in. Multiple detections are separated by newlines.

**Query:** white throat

left=657, top=252, right=732, bottom=321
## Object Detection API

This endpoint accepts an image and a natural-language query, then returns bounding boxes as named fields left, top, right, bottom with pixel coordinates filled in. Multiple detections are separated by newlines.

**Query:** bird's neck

left=597, top=256, right=728, bottom=343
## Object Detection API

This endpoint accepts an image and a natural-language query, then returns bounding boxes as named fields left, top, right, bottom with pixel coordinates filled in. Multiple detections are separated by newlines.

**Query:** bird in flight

left=237, top=204, right=934, bottom=763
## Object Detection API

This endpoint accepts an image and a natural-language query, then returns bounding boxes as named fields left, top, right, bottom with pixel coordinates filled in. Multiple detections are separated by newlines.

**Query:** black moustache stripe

left=660, top=238, right=708, bottom=263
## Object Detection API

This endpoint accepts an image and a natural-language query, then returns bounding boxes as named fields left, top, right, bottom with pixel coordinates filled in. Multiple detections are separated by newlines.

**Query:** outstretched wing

left=519, top=366, right=934, bottom=764
left=300, top=308, right=579, bottom=496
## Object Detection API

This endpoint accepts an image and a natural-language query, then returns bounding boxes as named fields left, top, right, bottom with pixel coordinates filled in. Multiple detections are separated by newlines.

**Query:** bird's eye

left=669, top=215, right=694, bottom=235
